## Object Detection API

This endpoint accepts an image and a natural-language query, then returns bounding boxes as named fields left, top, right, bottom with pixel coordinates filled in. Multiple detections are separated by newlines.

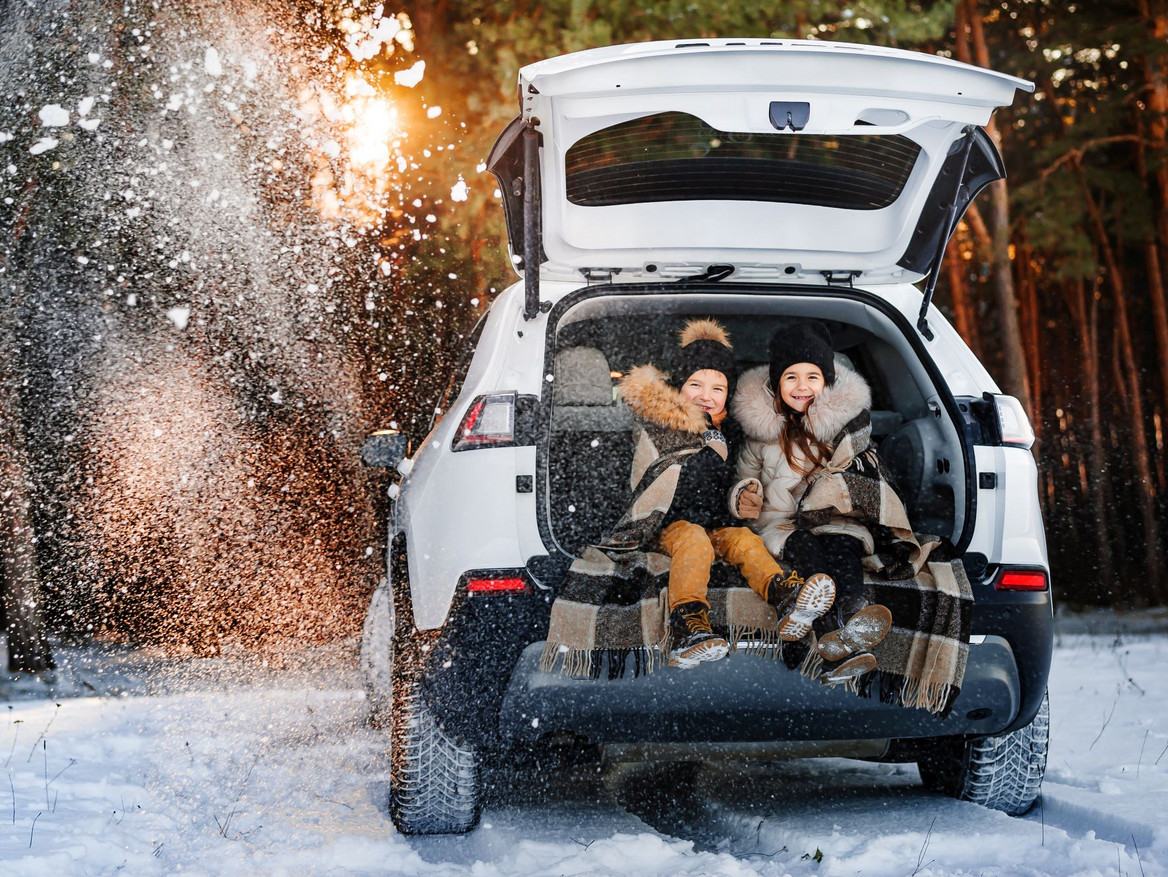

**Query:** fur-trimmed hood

left=618, top=364, right=709, bottom=434
left=732, top=360, right=872, bottom=446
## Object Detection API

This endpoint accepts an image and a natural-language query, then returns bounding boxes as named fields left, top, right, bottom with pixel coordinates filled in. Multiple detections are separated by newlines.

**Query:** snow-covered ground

left=2, top=612, right=1166, bottom=876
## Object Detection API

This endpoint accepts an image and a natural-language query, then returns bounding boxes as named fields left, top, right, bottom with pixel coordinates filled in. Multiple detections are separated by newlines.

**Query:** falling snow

left=394, top=59, right=425, bottom=87
left=165, top=305, right=191, bottom=330
left=37, top=104, right=70, bottom=127
left=27, top=137, right=58, bottom=155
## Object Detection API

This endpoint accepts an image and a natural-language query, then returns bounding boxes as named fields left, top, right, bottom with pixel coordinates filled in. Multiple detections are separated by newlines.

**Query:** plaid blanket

left=797, top=411, right=933, bottom=580
left=802, top=561, right=973, bottom=715
left=789, top=410, right=973, bottom=714
left=540, top=382, right=972, bottom=716
left=540, top=413, right=702, bottom=678
left=541, top=561, right=972, bottom=715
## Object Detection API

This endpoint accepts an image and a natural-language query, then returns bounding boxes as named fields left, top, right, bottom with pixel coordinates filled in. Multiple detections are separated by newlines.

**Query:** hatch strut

left=522, top=119, right=543, bottom=321
left=917, top=125, right=976, bottom=341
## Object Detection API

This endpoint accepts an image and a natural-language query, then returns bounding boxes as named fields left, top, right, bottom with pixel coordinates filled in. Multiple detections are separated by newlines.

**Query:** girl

left=730, top=319, right=917, bottom=683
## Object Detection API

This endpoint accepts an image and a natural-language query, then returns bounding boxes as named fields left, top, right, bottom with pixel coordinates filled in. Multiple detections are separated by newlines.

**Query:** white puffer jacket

left=730, top=361, right=875, bottom=557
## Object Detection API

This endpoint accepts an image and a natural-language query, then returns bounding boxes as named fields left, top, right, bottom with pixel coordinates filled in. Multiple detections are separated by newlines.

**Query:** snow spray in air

left=0, top=0, right=470, bottom=654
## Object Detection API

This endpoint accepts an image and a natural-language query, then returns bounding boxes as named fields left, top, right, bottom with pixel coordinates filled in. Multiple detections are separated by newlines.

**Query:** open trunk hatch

left=488, top=39, right=1033, bottom=286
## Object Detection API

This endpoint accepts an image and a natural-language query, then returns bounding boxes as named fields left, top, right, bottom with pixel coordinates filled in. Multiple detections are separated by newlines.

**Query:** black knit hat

left=671, top=318, right=737, bottom=398
left=768, top=319, right=836, bottom=391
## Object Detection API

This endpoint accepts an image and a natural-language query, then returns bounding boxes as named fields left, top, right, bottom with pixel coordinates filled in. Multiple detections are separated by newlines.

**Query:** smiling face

left=680, top=369, right=729, bottom=419
left=778, top=362, right=825, bottom=413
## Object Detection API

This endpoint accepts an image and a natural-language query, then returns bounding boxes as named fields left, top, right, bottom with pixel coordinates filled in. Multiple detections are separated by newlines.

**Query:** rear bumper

left=417, top=570, right=1052, bottom=752
left=497, top=634, right=1021, bottom=745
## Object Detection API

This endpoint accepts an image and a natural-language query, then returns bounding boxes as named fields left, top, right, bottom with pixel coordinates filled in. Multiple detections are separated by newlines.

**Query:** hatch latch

left=820, top=270, right=861, bottom=287
left=580, top=267, right=620, bottom=284
left=769, top=101, right=811, bottom=132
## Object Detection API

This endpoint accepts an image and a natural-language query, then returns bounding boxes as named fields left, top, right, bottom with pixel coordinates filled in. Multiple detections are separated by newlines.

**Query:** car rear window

left=565, top=111, right=921, bottom=210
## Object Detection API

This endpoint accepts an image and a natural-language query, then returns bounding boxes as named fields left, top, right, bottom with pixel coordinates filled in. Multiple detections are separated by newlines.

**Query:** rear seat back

left=549, top=347, right=634, bottom=554
left=878, top=417, right=956, bottom=539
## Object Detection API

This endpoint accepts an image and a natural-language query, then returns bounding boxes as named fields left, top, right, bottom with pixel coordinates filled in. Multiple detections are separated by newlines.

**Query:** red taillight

left=995, top=569, right=1048, bottom=591
left=451, top=393, right=517, bottom=451
left=466, top=576, right=529, bottom=594
left=994, top=395, right=1036, bottom=449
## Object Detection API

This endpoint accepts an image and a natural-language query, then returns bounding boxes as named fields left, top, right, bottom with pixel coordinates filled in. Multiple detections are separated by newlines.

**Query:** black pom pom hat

left=768, top=319, right=836, bottom=391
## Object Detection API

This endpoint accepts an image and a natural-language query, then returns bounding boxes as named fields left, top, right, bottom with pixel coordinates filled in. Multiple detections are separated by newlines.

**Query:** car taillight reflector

left=995, top=570, right=1048, bottom=591
left=452, top=392, right=517, bottom=451
left=466, top=576, right=529, bottom=594
left=994, top=395, right=1036, bottom=449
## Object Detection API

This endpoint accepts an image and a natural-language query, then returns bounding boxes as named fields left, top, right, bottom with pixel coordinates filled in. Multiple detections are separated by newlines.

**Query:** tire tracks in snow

left=601, top=756, right=1165, bottom=875
left=1032, top=781, right=1161, bottom=857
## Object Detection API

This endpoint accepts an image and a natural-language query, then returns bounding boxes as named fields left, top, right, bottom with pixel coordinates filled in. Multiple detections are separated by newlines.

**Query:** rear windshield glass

left=565, top=111, right=921, bottom=210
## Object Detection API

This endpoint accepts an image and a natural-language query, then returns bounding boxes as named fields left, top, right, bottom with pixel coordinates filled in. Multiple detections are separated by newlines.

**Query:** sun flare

left=299, top=6, right=422, bottom=230
left=344, top=78, right=400, bottom=172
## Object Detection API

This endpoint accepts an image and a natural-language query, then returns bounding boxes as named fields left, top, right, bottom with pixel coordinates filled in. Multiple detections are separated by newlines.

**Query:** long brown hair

left=776, top=394, right=832, bottom=474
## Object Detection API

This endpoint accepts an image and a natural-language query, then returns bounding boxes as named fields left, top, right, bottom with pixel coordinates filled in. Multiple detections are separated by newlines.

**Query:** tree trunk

left=948, top=0, right=984, bottom=362
left=966, top=0, right=1033, bottom=412
left=1018, top=240, right=1043, bottom=445
left=1074, top=158, right=1166, bottom=604
left=945, top=233, right=981, bottom=353
left=1, top=172, right=54, bottom=673
left=952, top=0, right=971, bottom=65
left=1137, top=0, right=1168, bottom=422
left=1143, top=235, right=1168, bottom=495
left=0, top=335, right=55, bottom=673
left=1063, top=277, right=1115, bottom=593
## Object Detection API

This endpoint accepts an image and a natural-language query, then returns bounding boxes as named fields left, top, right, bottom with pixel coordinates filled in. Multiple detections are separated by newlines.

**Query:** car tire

left=917, top=689, right=1049, bottom=816
left=359, top=579, right=394, bottom=726
left=389, top=680, right=483, bottom=835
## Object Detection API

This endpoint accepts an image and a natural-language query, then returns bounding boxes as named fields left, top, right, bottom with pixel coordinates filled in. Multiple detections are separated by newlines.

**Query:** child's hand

left=736, top=482, right=763, bottom=519
left=701, top=429, right=728, bottom=461
left=729, top=478, right=763, bottom=519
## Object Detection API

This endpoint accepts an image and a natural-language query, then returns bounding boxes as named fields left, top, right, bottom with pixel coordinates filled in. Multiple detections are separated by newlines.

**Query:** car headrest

left=554, top=347, right=614, bottom=407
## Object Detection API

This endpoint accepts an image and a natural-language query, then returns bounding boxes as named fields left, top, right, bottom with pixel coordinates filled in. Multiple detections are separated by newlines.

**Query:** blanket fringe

left=539, top=640, right=663, bottom=679
left=797, top=632, right=864, bottom=694
left=728, top=624, right=785, bottom=658
left=849, top=669, right=960, bottom=716
left=538, top=642, right=596, bottom=678
left=798, top=632, right=824, bottom=679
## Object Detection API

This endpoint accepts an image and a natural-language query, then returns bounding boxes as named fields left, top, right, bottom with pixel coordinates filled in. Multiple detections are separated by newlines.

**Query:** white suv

left=359, top=39, right=1052, bottom=835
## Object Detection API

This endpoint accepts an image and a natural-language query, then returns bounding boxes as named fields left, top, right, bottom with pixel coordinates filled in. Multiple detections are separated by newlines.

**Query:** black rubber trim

left=897, top=128, right=1005, bottom=276
left=956, top=393, right=1004, bottom=446
left=486, top=115, right=548, bottom=270
left=418, top=567, right=553, bottom=748
left=967, top=557, right=1053, bottom=735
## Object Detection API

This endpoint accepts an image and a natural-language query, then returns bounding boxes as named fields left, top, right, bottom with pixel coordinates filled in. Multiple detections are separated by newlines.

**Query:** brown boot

left=816, top=605, right=893, bottom=662
left=768, top=571, right=836, bottom=642
left=668, top=602, right=729, bottom=669
left=820, top=652, right=878, bottom=685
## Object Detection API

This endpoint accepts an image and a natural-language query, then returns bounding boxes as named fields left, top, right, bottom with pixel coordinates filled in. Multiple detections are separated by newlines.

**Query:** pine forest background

left=3, top=0, right=1167, bottom=671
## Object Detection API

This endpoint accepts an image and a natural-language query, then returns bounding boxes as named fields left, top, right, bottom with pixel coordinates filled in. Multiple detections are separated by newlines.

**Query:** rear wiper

left=677, top=264, right=735, bottom=283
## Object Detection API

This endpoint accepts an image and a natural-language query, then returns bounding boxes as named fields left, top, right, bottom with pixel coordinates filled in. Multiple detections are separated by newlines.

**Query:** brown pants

left=657, top=520, right=783, bottom=611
